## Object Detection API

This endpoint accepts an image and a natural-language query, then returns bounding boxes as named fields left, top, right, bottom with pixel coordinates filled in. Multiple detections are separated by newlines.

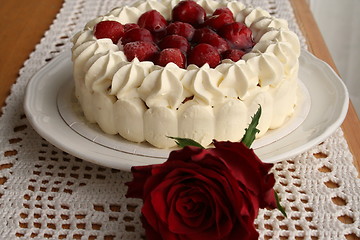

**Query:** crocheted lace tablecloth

left=1, top=0, right=359, bottom=239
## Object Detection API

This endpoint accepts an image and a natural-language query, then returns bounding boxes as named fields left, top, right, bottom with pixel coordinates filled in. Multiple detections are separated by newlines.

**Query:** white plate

left=24, top=50, right=349, bottom=171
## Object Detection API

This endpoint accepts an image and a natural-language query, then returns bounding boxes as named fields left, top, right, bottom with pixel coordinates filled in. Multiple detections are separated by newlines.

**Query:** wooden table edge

left=291, top=0, right=360, bottom=176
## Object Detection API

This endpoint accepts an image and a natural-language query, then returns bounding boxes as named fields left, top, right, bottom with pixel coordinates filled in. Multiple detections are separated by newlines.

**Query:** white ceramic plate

left=24, top=50, right=349, bottom=171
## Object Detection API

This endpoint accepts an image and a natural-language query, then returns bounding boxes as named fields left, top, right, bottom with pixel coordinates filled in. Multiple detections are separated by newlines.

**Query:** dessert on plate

left=71, top=0, right=301, bottom=149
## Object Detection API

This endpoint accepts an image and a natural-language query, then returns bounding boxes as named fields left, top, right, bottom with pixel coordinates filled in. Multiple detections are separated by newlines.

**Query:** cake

left=71, top=0, right=300, bottom=149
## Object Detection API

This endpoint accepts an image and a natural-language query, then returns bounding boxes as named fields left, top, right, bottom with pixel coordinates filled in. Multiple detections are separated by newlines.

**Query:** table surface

left=0, top=0, right=359, bottom=176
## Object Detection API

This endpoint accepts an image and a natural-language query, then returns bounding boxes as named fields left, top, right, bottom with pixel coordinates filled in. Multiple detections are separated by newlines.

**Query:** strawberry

left=192, top=28, right=218, bottom=43
left=204, top=13, right=234, bottom=31
left=152, top=30, right=167, bottom=44
left=219, top=22, right=254, bottom=50
left=158, top=35, right=191, bottom=54
left=222, top=49, right=245, bottom=62
left=138, top=10, right=167, bottom=32
left=213, top=7, right=234, bottom=18
left=156, top=48, right=186, bottom=68
left=121, top=28, right=154, bottom=45
left=194, top=28, right=230, bottom=54
left=94, top=20, right=124, bottom=44
left=187, top=43, right=220, bottom=68
left=203, top=34, right=230, bottom=54
left=166, top=22, right=195, bottom=41
left=172, top=0, right=206, bottom=26
left=123, top=41, right=158, bottom=61
left=124, top=23, right=140, bottom=33
left=108, top=2, right=255, bottom=68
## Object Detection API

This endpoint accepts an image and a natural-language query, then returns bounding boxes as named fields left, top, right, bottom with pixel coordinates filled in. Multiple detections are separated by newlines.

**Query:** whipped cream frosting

left=71, top=0, right=300, bottom=148
left=138, top=63, right=186, bottom=109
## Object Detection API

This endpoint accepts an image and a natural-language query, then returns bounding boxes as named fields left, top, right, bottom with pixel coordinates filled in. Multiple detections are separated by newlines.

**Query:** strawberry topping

left=156, top=48, right=186, bottom=68
left=138, top=10, right=167, bottom=32
left=222, top=49, right=246, bottom=62
left=158, top=35, right=191, bottom=54
left=187, top=43, right=220, bottom=68
left=213, top=7, right=234, bottom=18
left=94, top=1, right=256, bottom=68
left=172, top=0, right=206, bottom=26
left=123, top=41, right=158, bottom=61
left=94, top=21, right=124, bottom=44
left=194, top=28, right=230, bottom=54
left=192, top=28, right=217, bottom=43
left=219, top=22, right=254, bottom=50
left=121, top=28, right=154, bottom=45
left=124, top=23, right=140, bottom=32
left=204, top=13, right=234, bottom=31
left=166, top=22, right=195, bottom=41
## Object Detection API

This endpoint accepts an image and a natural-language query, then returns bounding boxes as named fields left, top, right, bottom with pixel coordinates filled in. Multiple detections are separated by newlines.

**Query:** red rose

left=126, top=141, right=276, bottom=240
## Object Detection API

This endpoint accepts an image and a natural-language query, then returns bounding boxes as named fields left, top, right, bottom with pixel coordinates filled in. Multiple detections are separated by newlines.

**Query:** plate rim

left=24, top=49, right=349, bottom=171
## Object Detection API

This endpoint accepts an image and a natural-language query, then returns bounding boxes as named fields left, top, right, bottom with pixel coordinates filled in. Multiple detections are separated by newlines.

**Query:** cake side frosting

left=71, top=0, right=300, bottom=148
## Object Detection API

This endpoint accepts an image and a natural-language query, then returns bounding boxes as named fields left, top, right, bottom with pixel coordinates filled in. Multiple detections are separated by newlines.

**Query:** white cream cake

left=71, top=0, right=300, bottom=149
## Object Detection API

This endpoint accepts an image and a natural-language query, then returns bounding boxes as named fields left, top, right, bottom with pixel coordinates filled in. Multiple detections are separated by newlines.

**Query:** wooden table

left=0, top=0, right=359, bottom=173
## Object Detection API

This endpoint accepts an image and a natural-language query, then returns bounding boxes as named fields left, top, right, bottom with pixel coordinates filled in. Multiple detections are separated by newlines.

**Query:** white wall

left=309, top=0, right=360, bottom=117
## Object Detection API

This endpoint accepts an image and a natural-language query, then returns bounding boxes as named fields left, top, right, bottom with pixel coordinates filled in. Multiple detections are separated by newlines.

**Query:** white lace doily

left=1, top=0, right=359, bottom=239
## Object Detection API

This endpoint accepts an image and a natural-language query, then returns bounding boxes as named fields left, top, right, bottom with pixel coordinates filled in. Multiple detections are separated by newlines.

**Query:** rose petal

left=126, top=165, right=153, bottom=198
left=141, top=216, right=164, bottom=240
left=226, top=216, right=259, bottom=240
left=166, top=168, right=243, bottom=238
left=211, top=141, right=275, bottom=203
left=171, top=188, right=211, bottom=230
left=175, top=190, right=208, bottom=218
left=150, top=178, right=180, bottom=223
left=142, top=196, right=162, bottom=232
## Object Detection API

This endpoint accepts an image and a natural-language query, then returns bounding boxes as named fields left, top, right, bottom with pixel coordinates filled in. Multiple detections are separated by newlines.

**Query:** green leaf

left=241, top=105, right=261, bottom=148
left=167, top=136, right=205, bottom=149
left=275, top=191, right=287, bottom=217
